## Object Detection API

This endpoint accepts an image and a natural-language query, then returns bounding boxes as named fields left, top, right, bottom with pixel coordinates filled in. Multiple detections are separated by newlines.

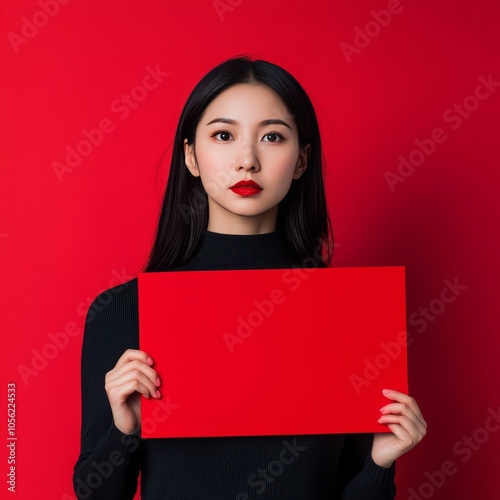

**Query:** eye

left=262, top=132, right=284, bottom=143
left=211, top=130, right=233, bottom=142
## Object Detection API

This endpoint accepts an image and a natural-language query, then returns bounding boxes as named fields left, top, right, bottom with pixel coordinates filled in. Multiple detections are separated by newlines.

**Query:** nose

left=235, top=142, right=261, bottom=172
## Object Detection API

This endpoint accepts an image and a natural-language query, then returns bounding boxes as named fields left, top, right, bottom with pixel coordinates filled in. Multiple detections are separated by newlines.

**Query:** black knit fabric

left=73, top=229, right=396, bottom=499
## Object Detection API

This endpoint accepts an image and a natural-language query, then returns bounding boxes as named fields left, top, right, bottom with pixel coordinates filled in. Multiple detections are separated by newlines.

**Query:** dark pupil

left=221, top=132, right=229, bottom=140
left=267, top=134, right=275, bottom=142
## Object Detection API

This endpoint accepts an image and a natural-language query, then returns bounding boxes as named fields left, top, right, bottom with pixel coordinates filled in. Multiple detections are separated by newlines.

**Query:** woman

left=73, top=55, right=427, bottom=499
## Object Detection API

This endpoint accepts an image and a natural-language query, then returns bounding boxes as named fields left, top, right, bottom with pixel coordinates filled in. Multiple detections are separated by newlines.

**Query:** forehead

left=200, top=84, right=295, bottom=125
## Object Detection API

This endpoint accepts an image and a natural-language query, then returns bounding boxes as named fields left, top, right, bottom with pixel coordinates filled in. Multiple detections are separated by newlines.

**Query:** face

left=184, top=83, right=310, bottom=234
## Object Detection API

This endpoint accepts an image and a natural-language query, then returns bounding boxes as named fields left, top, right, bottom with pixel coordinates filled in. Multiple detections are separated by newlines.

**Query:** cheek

left=196, top=141, right=235, bottom=174
left=265, top=156, right=297, bottom=194
left=195, top=143, right=233, bottom=197
left=265, top=148, right=298, bottom=177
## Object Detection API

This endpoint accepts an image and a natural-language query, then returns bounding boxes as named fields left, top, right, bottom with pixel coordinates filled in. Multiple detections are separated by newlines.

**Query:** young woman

left=73, top=55, right=427, bottom=499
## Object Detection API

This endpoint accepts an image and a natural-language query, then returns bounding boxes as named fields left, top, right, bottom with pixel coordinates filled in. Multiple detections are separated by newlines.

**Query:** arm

left=338, top=389, right=428, bottom=499
left=73, top=294, right=141, bottom=499
left=336, top=433, right=396, bottom=499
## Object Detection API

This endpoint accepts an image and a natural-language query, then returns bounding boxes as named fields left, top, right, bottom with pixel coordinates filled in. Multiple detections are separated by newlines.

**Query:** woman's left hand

left=371, top=389, right=427, bottom=468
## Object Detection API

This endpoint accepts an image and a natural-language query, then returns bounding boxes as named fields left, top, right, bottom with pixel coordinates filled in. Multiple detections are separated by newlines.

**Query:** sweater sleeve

left=73, top=290, right=141, bottom=499
left=337, top=433, right=396, bottom=499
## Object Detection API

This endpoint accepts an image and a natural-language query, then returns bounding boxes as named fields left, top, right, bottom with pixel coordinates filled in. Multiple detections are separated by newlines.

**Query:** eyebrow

left=205, top=118, right=292, bottom=130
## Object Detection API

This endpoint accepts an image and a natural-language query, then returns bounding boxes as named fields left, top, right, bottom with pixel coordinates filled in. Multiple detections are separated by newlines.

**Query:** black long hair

left=139, top=55, right=334, bottom=272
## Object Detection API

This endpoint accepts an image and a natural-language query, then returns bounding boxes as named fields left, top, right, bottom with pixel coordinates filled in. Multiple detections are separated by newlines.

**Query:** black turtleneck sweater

left=73, top=230, right=396, bottom=499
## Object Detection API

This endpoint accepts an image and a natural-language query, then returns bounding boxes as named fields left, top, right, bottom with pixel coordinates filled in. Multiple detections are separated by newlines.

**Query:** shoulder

left=84, top=277, right=138, bottom=332
left=81, top=278, right=140, bottom=374
left=82, top=277, right=140, bottom=357
left=88, top=276, right=137, bottom=311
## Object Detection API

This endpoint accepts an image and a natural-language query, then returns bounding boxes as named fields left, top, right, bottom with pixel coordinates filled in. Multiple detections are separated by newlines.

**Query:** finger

left=380, top=403, right=427, bottom=436
left=106, top=368, right=160, bottom=400
left=378, top=414, right=426, bottom=445
left=385, top=421, right=424, bottom=454
left=106, top=376, right=158, bottom=403
left=379, top=415, right=427, bottom=446
left=107, top=359, right=160, bottom=387
left=107, top=360, right=160, bottom=387
left=384, top=422, right=417, bottom=453
left=114, top=349, right=154, bottom=370
left=382, top=389, right=427, bottom=429
left=108, top=379, right=159, bottom=402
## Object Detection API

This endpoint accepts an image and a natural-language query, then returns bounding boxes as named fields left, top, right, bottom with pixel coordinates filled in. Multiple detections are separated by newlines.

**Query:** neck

left=169, top=227, right=302, bottom=271
left=206, top=204, right=278, bottom=235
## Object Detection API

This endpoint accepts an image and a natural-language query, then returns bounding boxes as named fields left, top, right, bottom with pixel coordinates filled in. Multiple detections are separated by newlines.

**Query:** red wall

left=1, top=0, right=499, bottom=498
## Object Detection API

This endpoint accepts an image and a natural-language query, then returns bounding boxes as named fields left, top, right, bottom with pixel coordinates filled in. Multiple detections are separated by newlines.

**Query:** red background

left=1, top=0, right=499, bottom=498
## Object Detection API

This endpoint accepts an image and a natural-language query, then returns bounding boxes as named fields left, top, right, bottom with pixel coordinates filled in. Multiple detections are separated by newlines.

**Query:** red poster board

left=138, top=266, right=408, bottom=439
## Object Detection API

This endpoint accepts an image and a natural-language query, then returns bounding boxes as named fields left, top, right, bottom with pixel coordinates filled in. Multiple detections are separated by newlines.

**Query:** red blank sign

left=138, top=266, right=408, bottom=439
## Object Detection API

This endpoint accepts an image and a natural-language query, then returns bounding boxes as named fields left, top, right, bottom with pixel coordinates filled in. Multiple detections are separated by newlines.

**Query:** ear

left=293, top=143, right=310, bottom=180
left=184, top=139, right=200, bottom=177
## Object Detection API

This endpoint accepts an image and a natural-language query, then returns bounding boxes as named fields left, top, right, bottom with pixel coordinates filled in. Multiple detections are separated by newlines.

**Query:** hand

left=104, top=349, right=161, bottom=434
left=371, top=389, right=427, bottom=468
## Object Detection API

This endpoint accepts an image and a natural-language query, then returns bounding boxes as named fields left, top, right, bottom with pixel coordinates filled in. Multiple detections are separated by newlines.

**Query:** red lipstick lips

left=229, top=180, right=263, bottom=196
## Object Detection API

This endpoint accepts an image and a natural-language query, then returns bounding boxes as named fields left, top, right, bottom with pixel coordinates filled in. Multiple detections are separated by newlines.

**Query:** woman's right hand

left=105, top=349, right=161, bottom=435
